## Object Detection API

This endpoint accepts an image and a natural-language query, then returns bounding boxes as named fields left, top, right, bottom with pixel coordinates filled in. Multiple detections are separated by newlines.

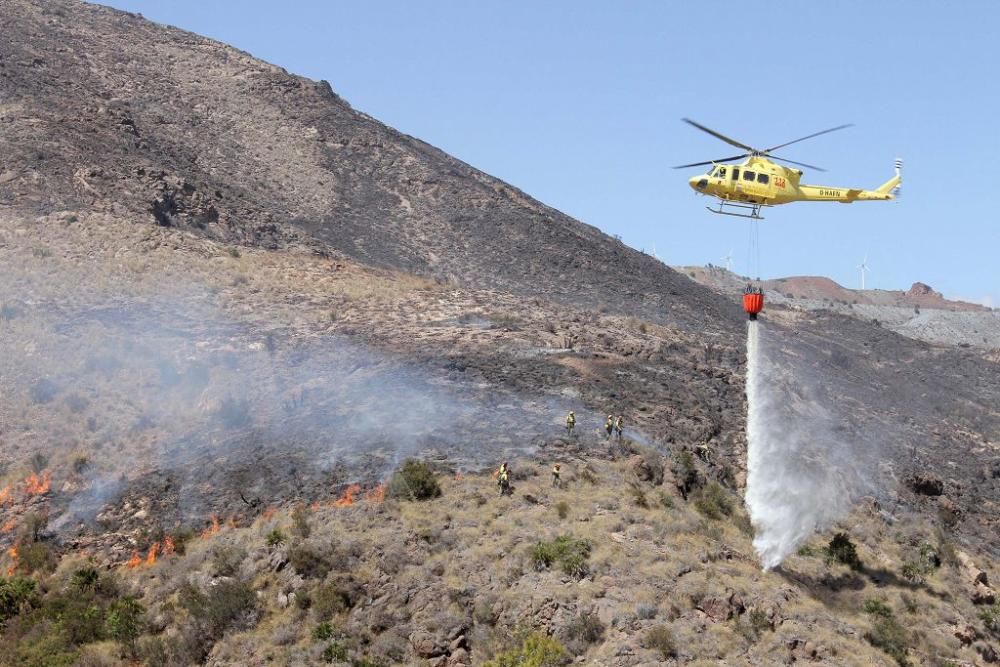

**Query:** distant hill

left=679, top=265, right=999, bottom=348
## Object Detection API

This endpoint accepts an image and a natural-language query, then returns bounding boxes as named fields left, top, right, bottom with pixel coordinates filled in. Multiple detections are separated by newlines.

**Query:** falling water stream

left=744, top=321, right=874, bottom=569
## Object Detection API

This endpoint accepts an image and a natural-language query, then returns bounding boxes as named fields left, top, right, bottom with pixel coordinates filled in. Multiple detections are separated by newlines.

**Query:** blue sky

left=99, top=1, right=998, bottom=306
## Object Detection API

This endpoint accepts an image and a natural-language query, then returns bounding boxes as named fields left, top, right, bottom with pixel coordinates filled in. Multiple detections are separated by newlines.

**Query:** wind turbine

left=722, top=249, right=734, bottom=272
left=858, top=254, right=869, bottom=290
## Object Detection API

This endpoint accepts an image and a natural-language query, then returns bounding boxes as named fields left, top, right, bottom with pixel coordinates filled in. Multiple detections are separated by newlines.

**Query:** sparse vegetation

left=863, top=599, right=910, bottom=666
left=29, top=377, right=59, bottom=404
left=266, top=528, right=286, bottom=546
left=555, top=500, right=569, bottom=520
left=979, top=602, right=1000, bottom=638
left=693, top=481, right=733, bottom=520
left=530, top=535, right=592, bottom=579
left=643, top=624, right=677, bottom=659
left=484, top=632, right=570, bottom=667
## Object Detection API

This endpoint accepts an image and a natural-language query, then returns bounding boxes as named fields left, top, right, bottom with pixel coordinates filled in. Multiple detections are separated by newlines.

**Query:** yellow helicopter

left=676, top=118, right=901, bottom=219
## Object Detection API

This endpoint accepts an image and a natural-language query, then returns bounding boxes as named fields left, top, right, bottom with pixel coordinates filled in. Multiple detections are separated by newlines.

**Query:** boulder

left=697, top=590, right=745, bottom=622
left=957, top=550, right=997, bottom=604
left=953, top=623, right=978, bottom=646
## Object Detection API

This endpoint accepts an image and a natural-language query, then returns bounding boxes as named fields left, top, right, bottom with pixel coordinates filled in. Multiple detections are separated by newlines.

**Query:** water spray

left=743, top=318, right=877, bottom=570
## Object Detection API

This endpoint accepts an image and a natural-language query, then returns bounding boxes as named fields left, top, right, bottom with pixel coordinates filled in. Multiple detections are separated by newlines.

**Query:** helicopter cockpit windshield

left=708, top=165, right=728, bottom=178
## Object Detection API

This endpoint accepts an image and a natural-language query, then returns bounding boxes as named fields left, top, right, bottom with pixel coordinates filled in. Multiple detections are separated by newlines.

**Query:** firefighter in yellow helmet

left=497, top=461, right=511, bottom=496
left=565, top=411, right=576, bottom=436
left=614, top=415, right=624, bottom=441
left=551, top=463, right=561, bottom=488
left=604, top=415, right=614, bottom=440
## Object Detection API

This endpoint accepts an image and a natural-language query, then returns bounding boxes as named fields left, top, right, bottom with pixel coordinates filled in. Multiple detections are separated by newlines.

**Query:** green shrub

left=18, top=541, right=58, bottom=575
left=289, top=542, right=334, bottom=579
left=9, top=628, right=77, bottom=667
left=863, top=598, right=894, bottom=618
left=179, top=579, right=258, bottom=639
left=530, top=535, right=591, bottom=579
left=484, top=632, right=570, bottom=667
left=693, top=482, right=733, bottom=520
left=979, top=602, right=1000, bottom=637
left=866, top=615, right=910, bottom=665
left=826, top=532, right=863, bottom=571
left=313, top=576, right=362, bottom=619
left=313, top=622, right=335, bottom=641
left=642, top=625, right=676, bottom=659
left=387, top=459, right=441, bottom=501
left=266, top=529, right=286, bottom=546
left=71, top=568, right=101, bottom=592
left=211, top=545, right=247, bottom=577
left=106, top=596, right=145, bottom=658
left=0, top=576, right=38, bottom=622
left=555, top=501, right=569, bottom=520
left=322, top=642, right=348, bottom=662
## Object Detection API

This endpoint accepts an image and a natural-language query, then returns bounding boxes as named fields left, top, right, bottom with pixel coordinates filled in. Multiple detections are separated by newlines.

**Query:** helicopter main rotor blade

left=764, top=124, right=853, bottom=153
left=672, top=154, right=748, bottom=169
left=681, top=118, right=756, bottom=152
left=769, top=155, right=826, bottom=172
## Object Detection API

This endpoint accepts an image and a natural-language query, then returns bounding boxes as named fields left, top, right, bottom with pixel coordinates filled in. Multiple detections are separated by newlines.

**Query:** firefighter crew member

left=551, top=463, right=561, bottom=488
left=497, top=461, right=510, bottom=496
left=604, top=415, right=614, bottom=440
left=565, top=411, right=576, bottom=436
left=614, top=415, right=624, bottom=441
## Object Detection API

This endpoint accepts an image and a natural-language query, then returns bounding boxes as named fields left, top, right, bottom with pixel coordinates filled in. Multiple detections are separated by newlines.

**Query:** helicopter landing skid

left=706, top=199, right=769, bottom=220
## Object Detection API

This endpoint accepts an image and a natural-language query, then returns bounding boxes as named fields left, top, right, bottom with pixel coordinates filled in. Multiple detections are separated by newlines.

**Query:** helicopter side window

left=718, top=167, right=727, bottom=179
left=731, top=168, right=739, bottom=180
left=757, top=173, right=769, bottom=184
left=743, top=170, right=756, bottom=181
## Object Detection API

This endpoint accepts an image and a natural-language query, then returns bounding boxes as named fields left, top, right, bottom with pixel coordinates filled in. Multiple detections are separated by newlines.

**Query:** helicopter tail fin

left=876, top=158, right=902, bottom=195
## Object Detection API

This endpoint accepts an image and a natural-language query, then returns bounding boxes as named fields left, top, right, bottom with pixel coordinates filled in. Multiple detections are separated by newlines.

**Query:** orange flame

left=0, top=487, right=11, bottom=505
left=24, top=471, right=51, bottom=496
left=1, top=519, right=16, bottom=534
left=364, top=484, right=386, bottom=504
left=309, top=502, right=321, bottom=512
left=6, top=544, right=19, bottom=576
left=125, top=550, right=142, bottom=569
left=334, top=484, right=361, bottom=508
left=201, top=515, right=220, bottom=539
left=261, top=507, right=277, bottom=520
left=145, top=542, right=160, bottom=566
left=163, top=536, right=175, bottom=555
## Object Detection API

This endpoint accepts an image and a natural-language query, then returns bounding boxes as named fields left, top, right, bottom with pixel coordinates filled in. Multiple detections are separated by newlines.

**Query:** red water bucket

left=743, top=292, right=764, bottom=320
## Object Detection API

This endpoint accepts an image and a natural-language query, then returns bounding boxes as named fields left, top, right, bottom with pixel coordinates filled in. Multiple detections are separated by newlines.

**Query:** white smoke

left=744, top=322, right=877, bottom=570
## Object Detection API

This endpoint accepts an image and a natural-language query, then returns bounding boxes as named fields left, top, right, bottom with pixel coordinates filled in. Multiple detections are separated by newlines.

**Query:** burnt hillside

left=0, top=0, right=736, bottom=332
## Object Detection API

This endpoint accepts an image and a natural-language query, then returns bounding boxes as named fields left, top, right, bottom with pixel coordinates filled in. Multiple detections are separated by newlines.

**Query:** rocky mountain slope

left=0, top=0, right=734, bottom=331
left=0, top=1, right=999, bottom=665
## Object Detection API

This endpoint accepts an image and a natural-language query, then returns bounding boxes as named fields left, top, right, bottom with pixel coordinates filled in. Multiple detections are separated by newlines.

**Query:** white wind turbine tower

left=723, top=249, right=734, bottom=272
left=858, top=254, right=870, bottom=290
